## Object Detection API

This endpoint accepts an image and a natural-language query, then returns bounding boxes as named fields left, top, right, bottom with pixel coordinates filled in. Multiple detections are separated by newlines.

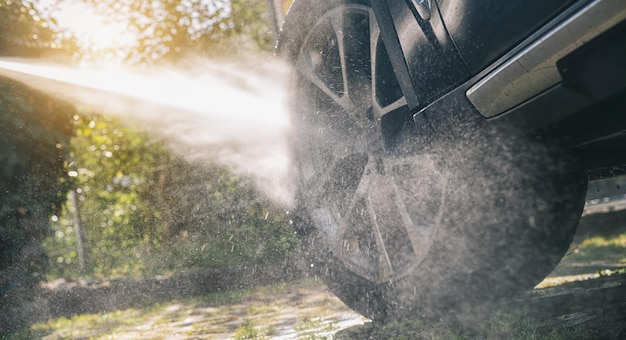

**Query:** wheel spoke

left=300, top=143, right=366, bottom=205
left=341, top=160, right=373, bottom=218
left=295, top=54, right=355, bottom=113
left=390, top=180, right=431, bottom=262
left=374, top=96, right=407, bottom=118
left=369, top=9, right=382, bottom=117
left=366, top=174, right=395, bottom=280
left=371, top=21, right=407, bottom=119
left=299, top=154, right=341, bottom=202
left=387, top=156, right=447, bottom=262
left=369, top=9, right=380, bottom=75
left=329, top=11, right=351, bottom=103
left=368, top=8, right=407, bottom=120
left=333, top=159, right=374, bottom=252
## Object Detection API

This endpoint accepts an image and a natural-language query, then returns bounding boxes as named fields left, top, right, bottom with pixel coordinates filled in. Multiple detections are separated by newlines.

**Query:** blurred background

left=0, top=0, right=301, bottom=297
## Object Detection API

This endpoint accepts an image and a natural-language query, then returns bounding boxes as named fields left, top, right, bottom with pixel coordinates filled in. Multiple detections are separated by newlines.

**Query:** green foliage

left=569, top=232, right=626, bottom=264
left=228, top=0, right=275, bottom=50
left=0, top=0, right=77, bottom=57
left=44, top=114, right=297, bottom=280
left=0, top=77, right=74, bottom=280
left=1, top=0, right=287, bottom=288
left=0, top=0, right=79, bottom=291
left=0, top=0, right=54, bottom=56
left=43, top=113, right=157, bottom=277
left=81, top=0, right=274, bottom=63
left=234, top=320, right=266, bottom=340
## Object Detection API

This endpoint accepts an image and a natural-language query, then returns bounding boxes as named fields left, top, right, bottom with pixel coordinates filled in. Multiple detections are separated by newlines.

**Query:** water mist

left=0, top=57, right=295, bottom=206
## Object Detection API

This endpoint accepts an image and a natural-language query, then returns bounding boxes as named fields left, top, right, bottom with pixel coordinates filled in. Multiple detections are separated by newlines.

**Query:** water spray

left=0, top=57, right=294, bottom=206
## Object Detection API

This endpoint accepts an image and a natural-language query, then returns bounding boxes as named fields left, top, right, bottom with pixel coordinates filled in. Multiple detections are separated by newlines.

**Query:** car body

left=277, top=0, right=626, bottom=151
left=275, top=0, right=626, bottom=320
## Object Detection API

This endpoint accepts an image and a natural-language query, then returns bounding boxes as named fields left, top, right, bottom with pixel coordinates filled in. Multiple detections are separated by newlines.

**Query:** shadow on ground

left=0, top=261, right=305, bottom=334
left=337, top=209, right=626, bottom=339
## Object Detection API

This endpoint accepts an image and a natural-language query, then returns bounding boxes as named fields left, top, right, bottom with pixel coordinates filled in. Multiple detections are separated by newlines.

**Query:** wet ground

left=336, top=208, right=626, bottom=339
left=336, top=274, right=626, bottom=339
left=3, top=207, right=625, bottom=339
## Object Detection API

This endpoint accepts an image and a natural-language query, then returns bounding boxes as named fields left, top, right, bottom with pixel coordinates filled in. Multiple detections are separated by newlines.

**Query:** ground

left=2, top=207, right=625, bottom=339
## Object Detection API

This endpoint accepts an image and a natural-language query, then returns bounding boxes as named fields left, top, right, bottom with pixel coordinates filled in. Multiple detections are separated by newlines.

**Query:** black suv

left=277, top=0, right=626, bottom=320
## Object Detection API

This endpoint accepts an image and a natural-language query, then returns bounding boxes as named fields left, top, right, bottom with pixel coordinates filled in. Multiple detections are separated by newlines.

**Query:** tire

left=279, top=0, right=587, bottom=321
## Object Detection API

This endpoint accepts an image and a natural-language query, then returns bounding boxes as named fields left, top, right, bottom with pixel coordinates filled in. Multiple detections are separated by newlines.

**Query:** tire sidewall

left=279, top=0, right=587, bottom=322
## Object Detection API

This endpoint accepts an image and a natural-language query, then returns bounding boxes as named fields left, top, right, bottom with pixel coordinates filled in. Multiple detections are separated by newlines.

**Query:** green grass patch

left=5, top=307, right=160, bottom=340
left=7, top=221, right=624, bottom=339
left=234, top=320, right=267, bottom=340
left=555, top=231, right=626, bottom=275
left=574, top=232, right=626, bottom=261
left=3, top=279, right=329, bottom=339
left=296, top=317, right=337, bottom=338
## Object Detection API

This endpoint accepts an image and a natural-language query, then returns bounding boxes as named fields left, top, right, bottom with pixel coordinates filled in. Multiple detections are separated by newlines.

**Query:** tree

left=44, top=114, right=296, bottom=279
left=0, top=0, right=78, bottom=58
left=1, top=0, right=294, bottom=285
left=0, top=0, right=77, bottom=291
left=0, top=0, right=54, bottom=56
left=81, top=0, right=274, bottom=63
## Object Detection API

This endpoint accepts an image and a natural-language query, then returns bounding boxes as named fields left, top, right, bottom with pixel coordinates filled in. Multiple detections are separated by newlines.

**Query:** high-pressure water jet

left=0, top=57, right=295, bottom=206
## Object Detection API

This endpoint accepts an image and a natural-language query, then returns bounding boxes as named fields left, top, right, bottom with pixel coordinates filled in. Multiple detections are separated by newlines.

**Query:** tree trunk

left=69, top=189, right=89, bottom=272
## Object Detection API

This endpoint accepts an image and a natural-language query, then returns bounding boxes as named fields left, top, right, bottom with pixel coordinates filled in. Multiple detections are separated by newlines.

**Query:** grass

left=3, top=278, right=363, bottom=339
left=336, top=311, right=600, bottom=340
left=4, top=308, right=154, bottom=340
left=538, top=228, right=626, bottom=286
left=4, top=214, right=624, bottom=339
left=234, top=320, right=265, bottom=339
left=3, top=277, right=602, bottom=340
left=295, top=317, right=337, bottom=339
left=567, top=232, right=626, bottom=263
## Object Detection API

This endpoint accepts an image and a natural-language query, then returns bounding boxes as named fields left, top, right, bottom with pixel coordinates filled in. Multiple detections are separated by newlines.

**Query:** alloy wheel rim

left=295, top=4, right=447, bottom=283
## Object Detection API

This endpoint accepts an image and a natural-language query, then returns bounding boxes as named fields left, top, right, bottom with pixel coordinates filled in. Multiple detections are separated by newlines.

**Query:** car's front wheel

left=280, top=0, right=587, bottom=321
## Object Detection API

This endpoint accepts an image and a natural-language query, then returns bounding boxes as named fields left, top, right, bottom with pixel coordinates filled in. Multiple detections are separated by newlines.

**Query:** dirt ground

left=2, top=208, right=625, bottom=339
left=336, top=274, right=626, bottom=339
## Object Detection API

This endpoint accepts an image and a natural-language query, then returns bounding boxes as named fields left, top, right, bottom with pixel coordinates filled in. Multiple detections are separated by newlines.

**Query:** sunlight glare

left=41, top=0, right=135, bottom=55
